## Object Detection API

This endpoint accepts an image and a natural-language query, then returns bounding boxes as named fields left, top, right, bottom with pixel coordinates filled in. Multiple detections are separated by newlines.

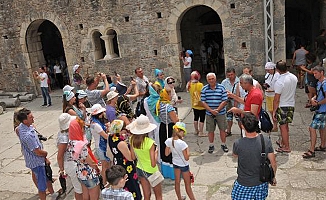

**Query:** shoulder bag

left=259, top=134, right=274, bottom=183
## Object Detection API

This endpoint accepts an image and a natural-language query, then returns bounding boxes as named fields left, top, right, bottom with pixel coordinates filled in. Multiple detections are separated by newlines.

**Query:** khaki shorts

left=206, top=114, right=227, bottom=133
left=265, top=96, right=274, bottom=113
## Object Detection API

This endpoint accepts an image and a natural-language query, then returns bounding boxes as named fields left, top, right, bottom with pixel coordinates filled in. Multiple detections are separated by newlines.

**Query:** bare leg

left=226, top=120, right=233, bottom=133
left=308, top=127, right=317, bottom=152
left=199, top=122, right=204, bottom=133
left=280, top=124, right=290, bottom=151
left=75, top=192, right=83, bottom=200
left=101, top=160, right=111, bottom=185
left=182, top=171, right=195, bottom=200
left=193, top=121, right=199, bottom=134
left=153, top=182, right=163, bottom=200
left=139, top=177, right=151, bottom=200
left=219, top=129, right=227, bottom=143
left=320, top=127, right=326, bottom=147
left=174, top=169, right=182, bottom=200
left=39, top=191, right=46, bottom=200
left=88, top=185, right=100, bottom=200
left=208, top=132, right=214, bottom=143
left=81, top=184, right=90, bottom=200
left=46, top=180, right=54, bottom=194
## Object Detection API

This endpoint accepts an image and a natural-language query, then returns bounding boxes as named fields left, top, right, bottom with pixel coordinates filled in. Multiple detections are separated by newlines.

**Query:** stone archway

left=20, top=14, right=69, bottom=94
left=166, top=1, right=231, bottom=83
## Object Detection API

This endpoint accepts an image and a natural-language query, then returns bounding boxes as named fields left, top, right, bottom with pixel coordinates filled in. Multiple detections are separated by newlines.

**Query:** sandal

left=198, top=132, right=208, bottom=137
left=302, top=150, right=315, bottom=158
left=314, top=146, right=326, bottom=152
left=275, top=140, right=282, bottom=148
left=226, top=131, right=232, bottom=137
left=275, top=147, right=291, bottom=153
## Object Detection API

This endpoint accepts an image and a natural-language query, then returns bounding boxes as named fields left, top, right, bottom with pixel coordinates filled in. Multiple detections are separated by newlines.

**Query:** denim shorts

left=173, top=164, right=189, bottom=173
left=79, top=177, right=100, bottom=189
left=32, top=166, right=47, bottom=192
left=136, top=167, right=152, bottom=178
left=95, top=148, right=110, bottom=162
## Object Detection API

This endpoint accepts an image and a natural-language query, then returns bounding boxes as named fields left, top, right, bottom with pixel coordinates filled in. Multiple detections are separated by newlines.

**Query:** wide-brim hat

left=73, top=64, right=80, bottom=72
left=64, top=91, right=75, bottom=101
left=265, top=62, right=276, bottom=69
left=90, top=104, right=106, bottom=115
left=106, top=91, right=119, bottom=101
left=63, top=85, right=74, bottom=93
left=126, top=114, right=157, bottom=135
left=59, top=113, right=76, bottom=131
left=76, top=90, right=87, bottom=99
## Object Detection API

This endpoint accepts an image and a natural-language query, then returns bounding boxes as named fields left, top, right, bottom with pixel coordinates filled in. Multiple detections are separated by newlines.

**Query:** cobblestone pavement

left=0, top=88, right=326, bottom=200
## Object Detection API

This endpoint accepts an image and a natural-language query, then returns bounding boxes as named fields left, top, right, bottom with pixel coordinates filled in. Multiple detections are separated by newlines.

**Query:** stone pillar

left=100, top=35, right=118, bottom=59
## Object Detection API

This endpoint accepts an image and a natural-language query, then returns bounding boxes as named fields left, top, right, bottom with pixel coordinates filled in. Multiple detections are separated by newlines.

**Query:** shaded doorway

left=180, top=5, right=224, bottom=77
left=285, top=0, right=321, bottom=59
left=26, top=19, right=68, bottom=93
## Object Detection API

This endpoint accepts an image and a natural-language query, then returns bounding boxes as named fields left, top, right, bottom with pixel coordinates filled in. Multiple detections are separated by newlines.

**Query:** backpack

left=135, top=97, right=147, bottom=117
left=259, top=108, right=273, bottom=133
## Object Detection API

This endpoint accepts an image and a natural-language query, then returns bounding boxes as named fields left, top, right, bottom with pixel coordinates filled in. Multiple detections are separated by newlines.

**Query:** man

left=228, top=74, right=263, bottom=137
left=34, top=67, right=52, bottom=107
left=302, top=66, right=326, bottom=158
left=134, top=67, right=149, bottom=103
left=17, top=108, right=50, bottom=200
left=272, top=60, right=298, bottom=153
left=315, top=29, right=326, bottom=63
left=221, top=67, right=239, bottom=137
left=242, top=66, right=263, bottom=92
left=85, top=73, right=110, bottom=107
left=200, top=73, right=229, bottom=153
left=232, top=112, right=276, bottom=200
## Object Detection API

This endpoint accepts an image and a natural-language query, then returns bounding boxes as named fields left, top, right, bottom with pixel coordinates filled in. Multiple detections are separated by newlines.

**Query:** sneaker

left=47, top=104, right=52, bottom=107
left=208, top=145, right=215, bottom=154
left=40, top=104, right=47, bottom=107
left=221, top=144, right=229, bottom=153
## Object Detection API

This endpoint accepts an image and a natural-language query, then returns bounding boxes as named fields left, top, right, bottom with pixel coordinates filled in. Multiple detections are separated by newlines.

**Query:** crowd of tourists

left=15, top=48, right=326, bottom=200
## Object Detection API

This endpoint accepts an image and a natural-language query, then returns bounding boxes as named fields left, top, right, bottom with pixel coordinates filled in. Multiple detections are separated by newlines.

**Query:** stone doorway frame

left=166, top=1, right=231, bottom=80
left=19, top=14, right=69, bottom=94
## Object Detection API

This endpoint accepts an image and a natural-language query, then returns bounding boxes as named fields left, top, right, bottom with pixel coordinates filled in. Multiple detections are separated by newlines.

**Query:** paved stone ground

left=1, top=87, right=326, bottom=200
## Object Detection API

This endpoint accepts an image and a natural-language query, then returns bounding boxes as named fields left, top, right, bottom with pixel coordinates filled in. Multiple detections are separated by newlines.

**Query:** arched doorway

left=26, top=19, right=68, bottom=93
left=180, top=5, right=224, bottom=77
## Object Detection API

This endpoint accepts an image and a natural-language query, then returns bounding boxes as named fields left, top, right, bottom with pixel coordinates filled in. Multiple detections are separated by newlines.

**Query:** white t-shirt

left=184, top=57, right=192, bottom=69
left=264, top=72, right=280, bottom=97
left=165, top=138, right=188, bottom=167
left=40, top=72, right=48, bottom=87
left=53, top=65, right=62, bottom=73
left=274, top=72, right=298, bottom=107
left=90, top=123, right=103, bottom=148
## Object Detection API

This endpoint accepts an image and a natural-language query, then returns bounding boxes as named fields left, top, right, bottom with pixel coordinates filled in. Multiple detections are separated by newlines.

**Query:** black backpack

left=135, top=98, right=147, bottom=117
left=259, top=108, right=273, bottom=133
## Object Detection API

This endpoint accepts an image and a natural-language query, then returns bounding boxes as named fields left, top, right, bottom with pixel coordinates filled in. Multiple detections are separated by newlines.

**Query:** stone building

left=0, top=0, right=325, bottom=94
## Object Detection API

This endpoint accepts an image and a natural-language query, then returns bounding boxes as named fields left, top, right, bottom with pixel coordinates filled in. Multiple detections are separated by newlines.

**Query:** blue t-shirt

left=317, top=80, right=326, bottom=112
left=201, top=83, right=228, bottom=115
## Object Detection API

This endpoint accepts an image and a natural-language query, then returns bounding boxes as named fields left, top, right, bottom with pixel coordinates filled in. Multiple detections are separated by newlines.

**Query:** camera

left=310, top=105, right=320, bottom=112
left=262, top=83, right=270, bottom=90
left=38, top=134, right=48, bottom=141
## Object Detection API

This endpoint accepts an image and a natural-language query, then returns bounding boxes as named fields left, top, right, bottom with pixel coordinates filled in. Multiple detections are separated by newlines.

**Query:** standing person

left=165, top=122, right=196, bottom=200
left=16, top=108, right=57, bottom=200
left=135, top=67, right=149, bottom=103
left=315, top=29, right=326, bottom=63
left=302, top=66, right=326, bottom=158
left=221, top=67, right=240, bottom=137
left=200, top=40, right=208, bottom=72
left=85, top=73, right=110, bottom=107
left=301, top=53, right=319, bottom=108
left=154, top=69, right=165, bottom=89
left=180, top=50, right=193, bottom=83
left=187, top=71, right=206, bottom=136
left=201, top=73, right=229, bottom=153
left=56, top=113, right=83, bottom=200
left=231, top=112, right=277, bottom=200
left=291, top=43, right=309, bottom=89
left=242, top=66, right=263, bottom=92
left=108, top=120, right=142, bottom=200
left=68, top=117, right=101, bottom=200
left=34, top=67, right=52, bottom=107
left=263, top=62, right=280, bottom=132
left=128, top=115, right=163, bottom=200
left=272, top=60, right=298, bottom=153
left=72, top=64, right=84, bottom=91
left=54, top=61, right=64, bottom=89
left=105, top=91, right=119, bottom=122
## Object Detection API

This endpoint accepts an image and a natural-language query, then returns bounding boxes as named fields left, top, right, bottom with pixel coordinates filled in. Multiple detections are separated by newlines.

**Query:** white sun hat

left=58, top=113, right=76, bottom=131
left=90, top=104, right=106, bottom=115
left=126, top=114, right=157, bottom=135
left=63, top=85, right=74, bottom=93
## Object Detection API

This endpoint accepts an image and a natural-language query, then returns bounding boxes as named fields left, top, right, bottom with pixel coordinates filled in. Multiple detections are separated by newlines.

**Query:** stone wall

left=0, top=0, right=288, bottom=93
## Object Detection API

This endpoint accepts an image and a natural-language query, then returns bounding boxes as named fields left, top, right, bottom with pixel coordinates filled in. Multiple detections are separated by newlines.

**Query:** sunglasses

left=168, top=81, right=175, bottom=84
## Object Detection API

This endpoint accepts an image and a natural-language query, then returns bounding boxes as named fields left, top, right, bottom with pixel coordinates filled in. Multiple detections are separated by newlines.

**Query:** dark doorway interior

left=285, top=0, right=321, bottom=59
left=180, top=5, right=224, bottom=77
left=38, top=20, right=69, bottom=87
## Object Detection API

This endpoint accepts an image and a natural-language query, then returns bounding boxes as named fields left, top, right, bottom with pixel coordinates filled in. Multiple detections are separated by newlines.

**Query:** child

left=165, top=122, right=195, bottom=200
left=102, top=165, right=134, bottom=200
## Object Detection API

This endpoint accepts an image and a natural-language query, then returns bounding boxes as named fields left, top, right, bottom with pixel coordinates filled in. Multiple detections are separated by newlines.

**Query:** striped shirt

left=201, top=83, right=228, bottom=115
left=158, top=103, right=175, bottom=124
left=18, top=123, right=45, bottom=169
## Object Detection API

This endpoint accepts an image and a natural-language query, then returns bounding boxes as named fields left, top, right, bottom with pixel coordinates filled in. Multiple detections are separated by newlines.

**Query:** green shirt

left=133, top=137, right=158, bottom=174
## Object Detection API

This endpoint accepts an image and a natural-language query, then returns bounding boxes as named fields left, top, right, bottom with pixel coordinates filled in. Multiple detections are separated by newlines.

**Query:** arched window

left=92, top=31, right=106, bottom=60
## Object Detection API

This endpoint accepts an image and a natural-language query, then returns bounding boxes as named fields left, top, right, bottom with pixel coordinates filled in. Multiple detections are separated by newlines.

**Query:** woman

left=105, top=91, right=119, bottom=122
left=57, top=113, right=82, bottom=200
left=72, top=64, right=84, bottom=91
left=54, top=61, right=64, bottom=89
left=68, top=117, right=100, bottom=200
left=187, top=71, right=206, bottom=136
left=291, top=43, right=309, bottom=89
left=158, top=89, right=179, bottom=180
left=162, top=77, right=182, bottom=108
left=128, top=115, right=162, bottom=200
left=89, top=104, right=111, bottom=185
left=301, top=53, right=319, bottom=108
left=263, top=62, right=280, bottom=132
left=154, top=69, right=165, bottom=89
left=180, top=50, right=193, bottom=83
left=62, top=91, right=79, bottom=115
left=116, top=94, right=135, bottom=126
left=108, top=120, right=142, bottom=200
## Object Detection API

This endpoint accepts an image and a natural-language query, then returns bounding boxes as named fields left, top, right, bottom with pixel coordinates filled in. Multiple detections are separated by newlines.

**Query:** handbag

left=259, top=134, right=274, bottom=183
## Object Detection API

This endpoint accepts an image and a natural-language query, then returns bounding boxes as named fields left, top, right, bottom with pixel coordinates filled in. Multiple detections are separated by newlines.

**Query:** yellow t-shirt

left=189, top=82, right=205, bottom=110
left=133, top=137, right=158, bottom=174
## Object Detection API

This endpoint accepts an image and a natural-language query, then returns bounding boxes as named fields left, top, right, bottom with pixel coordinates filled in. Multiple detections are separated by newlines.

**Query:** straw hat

left=106, top=91, right=119, bottom=101
left=90, top=104, right=106, bottom=115
left=58, top=113, right=76, bottom=131
left=126, top=114, right=157, bottom=135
